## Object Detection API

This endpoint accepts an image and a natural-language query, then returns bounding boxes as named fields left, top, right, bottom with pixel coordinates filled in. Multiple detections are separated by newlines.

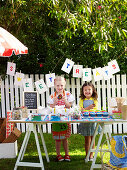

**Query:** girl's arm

left=49, top=96, right=58, bottom=108
left=93, top=100, right=98, bottom=110
left=79, top=99, right=83, bottom=111
left=63, top=96, right=72, bottom=108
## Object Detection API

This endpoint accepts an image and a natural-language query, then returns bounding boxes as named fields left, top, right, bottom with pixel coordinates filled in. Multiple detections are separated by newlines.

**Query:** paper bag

left=122, top=105, right=127, bottom=120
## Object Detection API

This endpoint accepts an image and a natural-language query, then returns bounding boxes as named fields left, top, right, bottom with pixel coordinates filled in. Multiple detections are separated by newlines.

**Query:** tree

left=0, top=0, right=127, bottom=77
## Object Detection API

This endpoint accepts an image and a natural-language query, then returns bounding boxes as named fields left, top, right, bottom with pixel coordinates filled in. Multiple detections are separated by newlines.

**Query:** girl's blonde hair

left=54, top=76, right=66, bottom=84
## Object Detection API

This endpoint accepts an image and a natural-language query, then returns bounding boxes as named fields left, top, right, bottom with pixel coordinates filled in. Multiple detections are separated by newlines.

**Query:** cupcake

left=89, top=111, right=96, bottom=117
left=102, top=111, right=109, bottom=117
left=96, top=111, right=102, bottom=117
left=83, top=111, right=89, bottom=117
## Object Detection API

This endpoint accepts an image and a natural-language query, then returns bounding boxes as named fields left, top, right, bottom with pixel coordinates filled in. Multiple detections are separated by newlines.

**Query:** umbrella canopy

left=0, top=27, right=28, bottom=57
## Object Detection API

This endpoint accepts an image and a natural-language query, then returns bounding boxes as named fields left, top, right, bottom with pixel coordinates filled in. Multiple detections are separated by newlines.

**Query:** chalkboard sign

left=23, top=92, right=38, bottom=110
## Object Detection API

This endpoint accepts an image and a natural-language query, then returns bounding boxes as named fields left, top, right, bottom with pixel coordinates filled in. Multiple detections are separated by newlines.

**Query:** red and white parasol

left=0, top=27, right=28, bottom=57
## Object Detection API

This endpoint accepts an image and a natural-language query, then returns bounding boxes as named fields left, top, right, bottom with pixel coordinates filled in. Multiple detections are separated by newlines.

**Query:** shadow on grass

left=0, top=155, right=101, bottom=170
left=0, top=133, right=106, bottom=170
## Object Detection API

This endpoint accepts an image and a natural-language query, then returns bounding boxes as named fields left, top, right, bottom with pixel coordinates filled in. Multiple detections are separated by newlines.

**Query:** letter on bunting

left=61, top=58, right=74, bottom=74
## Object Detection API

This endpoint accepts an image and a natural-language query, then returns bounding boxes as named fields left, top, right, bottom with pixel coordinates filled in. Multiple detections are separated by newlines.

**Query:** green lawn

left=0, top=133, right=111, bottom=170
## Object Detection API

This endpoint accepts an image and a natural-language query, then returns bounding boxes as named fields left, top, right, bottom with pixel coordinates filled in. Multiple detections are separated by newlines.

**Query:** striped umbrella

left=0, top=27, right=28, bottom=57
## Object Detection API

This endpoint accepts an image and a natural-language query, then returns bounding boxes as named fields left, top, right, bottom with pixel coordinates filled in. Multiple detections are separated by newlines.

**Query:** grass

left=0, top=133, right=112, bottom=170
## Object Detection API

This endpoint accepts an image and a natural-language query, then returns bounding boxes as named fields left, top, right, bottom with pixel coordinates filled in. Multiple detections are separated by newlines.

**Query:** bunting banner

left=5, top=59, right=121, bottom=93
left=35, top=79, right=48, bottom=94
left=92, top=67, right=103, bottom=81
left=61, top=58, right=74, bottom=74
left=6, top=62, right=16, bottom=76
left=83, top=68, right=92, bottom=81
left=102, top=66, right=113, bottom=80
left=73, top=65, right=83, bottom=78
left=14, top=72, right=24, bottom=86
left=108, top=60, right=120, bottom=74
left=45, top=73, right=55, bottom=87
left=23, top=78, right=34, bottom=91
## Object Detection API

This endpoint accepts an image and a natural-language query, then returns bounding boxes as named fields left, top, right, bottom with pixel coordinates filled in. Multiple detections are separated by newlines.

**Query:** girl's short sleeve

left=93, top=99, right=98, bottom=110
left=66, top=91, right=75, bottom=103
left=47, top=94, right=54, bottom=105
left=79, top=98, right=83, bottom=109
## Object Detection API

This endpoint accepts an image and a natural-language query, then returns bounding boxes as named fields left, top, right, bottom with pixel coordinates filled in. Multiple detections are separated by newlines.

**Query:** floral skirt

left=52, top=123, right=71, bottom=140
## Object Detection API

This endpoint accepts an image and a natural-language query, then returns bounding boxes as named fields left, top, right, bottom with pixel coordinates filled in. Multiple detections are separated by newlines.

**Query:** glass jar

left=12, top=108, right=22, bottom=120
left=21, top=106, right=28, bottom=118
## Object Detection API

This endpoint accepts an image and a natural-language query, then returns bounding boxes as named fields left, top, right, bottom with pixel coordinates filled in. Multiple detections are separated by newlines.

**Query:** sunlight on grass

left=0, top=133, right=118, bottom=170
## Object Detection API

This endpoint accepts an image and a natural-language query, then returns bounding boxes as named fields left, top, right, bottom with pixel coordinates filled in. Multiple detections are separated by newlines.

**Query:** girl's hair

left=80, top=82, right=98, bottom=100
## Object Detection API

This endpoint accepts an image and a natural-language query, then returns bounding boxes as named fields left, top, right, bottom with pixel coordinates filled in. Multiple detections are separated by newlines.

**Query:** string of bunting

left=6, top=58, right=120, bottom=94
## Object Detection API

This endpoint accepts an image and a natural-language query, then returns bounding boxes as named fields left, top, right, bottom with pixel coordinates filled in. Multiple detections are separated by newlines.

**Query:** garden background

left=0, top=0, right=127, bottom=170
left=0, top=0, right=127, bottom=78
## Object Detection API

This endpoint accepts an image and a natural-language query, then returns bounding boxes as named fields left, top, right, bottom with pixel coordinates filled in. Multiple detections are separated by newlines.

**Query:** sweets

left=81, top=110, right=109, bottom=117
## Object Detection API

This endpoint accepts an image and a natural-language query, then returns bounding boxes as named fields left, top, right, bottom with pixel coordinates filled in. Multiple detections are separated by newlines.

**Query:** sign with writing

left=102, top=66, right=113, bottom=80
left=45, top=73, right=55, bottom=87
left=14, top=72, right=24, bottom=86
left=35, top=79, right=47, bottom=94
left=23, top=78, right=34, bottom=91
left=23, top=91, right=38, bottom=110
left=108, top=60, right=120, bottom=74
left=6, top=62, right=16, bottom=76
left=83, top=68, right=92, bottom=81
left=92, top=67, right=103, bottom=81
left=73, top=65, right=83, bottom=78
left=61, top=58, right=74, bottom=74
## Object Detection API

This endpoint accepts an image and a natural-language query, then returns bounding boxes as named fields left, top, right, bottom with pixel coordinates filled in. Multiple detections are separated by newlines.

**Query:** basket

left=109, top=97, right=126, bottom=112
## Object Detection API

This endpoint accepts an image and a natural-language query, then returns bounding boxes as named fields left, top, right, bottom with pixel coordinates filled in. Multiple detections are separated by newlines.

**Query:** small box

left=0, top=118, right=6, bottom=143
left=122, top=105, right=127, bottom=120
left=2, top=127, right=21, bottom=143
left=0, top=141, right=18, bottom=159
left=112, top=110, right=122, bottom=119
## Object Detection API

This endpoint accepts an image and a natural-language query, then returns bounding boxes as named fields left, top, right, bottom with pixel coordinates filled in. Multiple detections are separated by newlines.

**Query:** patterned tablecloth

left=26, top=114, right=114, bottom=122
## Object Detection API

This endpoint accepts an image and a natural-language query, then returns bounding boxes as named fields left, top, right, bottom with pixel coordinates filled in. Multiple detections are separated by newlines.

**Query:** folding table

left=9, top=117, right=127, bottom=170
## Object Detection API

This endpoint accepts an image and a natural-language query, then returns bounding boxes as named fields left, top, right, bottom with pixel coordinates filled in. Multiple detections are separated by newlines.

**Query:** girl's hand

left=62, top=96, right=72, bottom=108
left=50, top=96, right=58, bottom=107
left=85, top=104, right=95, bottom=110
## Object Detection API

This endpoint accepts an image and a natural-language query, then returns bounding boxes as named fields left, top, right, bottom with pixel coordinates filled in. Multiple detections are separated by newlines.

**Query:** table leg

left=21, top=130, right=31, bottom=161
left=14, top=127, right=31, bottom=170
left=33, top=124, right=44, bottom=170
left=85, top=123, right=99, bottom=162
left=38, top=124, right=50, bottom=162
left=90, top=123, right=105, bottom=170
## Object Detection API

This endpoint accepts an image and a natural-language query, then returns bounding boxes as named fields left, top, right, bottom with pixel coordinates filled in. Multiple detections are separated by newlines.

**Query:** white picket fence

left=0, top=74, right=127, bottom=134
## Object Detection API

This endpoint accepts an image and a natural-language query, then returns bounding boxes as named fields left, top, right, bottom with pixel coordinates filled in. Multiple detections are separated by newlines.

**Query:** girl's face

left=83, top=85, right=93, bottom=99
left=55, top=80, right=65, bottom=94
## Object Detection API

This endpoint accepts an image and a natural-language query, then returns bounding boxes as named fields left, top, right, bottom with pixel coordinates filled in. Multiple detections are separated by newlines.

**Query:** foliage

left=0, top=0, right=127, bottom=77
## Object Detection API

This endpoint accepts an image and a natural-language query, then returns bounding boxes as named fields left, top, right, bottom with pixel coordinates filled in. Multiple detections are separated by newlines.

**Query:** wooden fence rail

left=0, top=74, right=127, bottom=134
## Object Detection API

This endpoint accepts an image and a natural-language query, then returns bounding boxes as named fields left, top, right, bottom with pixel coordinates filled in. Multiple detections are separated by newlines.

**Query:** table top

left=8, top=115, right=127, bottom=124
